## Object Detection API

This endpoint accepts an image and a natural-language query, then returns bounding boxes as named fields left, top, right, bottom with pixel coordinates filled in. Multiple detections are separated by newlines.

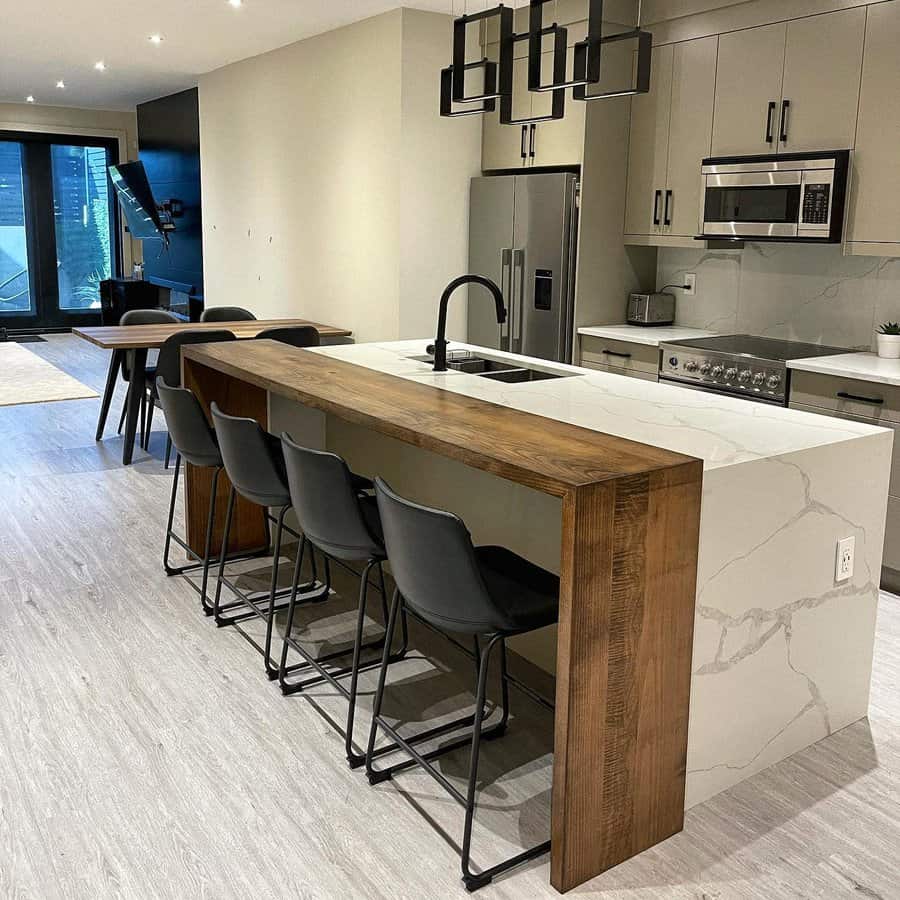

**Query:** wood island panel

left=181, top=340, right=704, bottom=893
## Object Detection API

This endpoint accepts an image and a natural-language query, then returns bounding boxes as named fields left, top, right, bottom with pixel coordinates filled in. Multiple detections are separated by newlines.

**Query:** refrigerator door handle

left=512, top=248, right=525, bottom=353
left=499, top=248, right=512, bottom=351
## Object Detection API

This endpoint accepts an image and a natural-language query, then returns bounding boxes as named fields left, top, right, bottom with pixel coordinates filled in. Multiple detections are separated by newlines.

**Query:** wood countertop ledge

left=182, top=340, right=701, bottom=496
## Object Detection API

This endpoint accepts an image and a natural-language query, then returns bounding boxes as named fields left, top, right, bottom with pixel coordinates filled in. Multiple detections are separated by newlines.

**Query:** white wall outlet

left=836, top=537, right=855, bottom=583
left=683, top=273, right=697, bottom=296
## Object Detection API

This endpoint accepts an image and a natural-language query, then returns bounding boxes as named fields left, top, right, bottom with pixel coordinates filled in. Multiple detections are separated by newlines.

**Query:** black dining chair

left=143, top=330, right=235, bottom=467
left=365, top=479, right=558, bottom=892
left=200, top=306, right=256, bottom=323
left=115, top=308, right=179, bottom=442
left=255, top=326, right=320, bottom=348
left=278, top=436, right=410, bottom=767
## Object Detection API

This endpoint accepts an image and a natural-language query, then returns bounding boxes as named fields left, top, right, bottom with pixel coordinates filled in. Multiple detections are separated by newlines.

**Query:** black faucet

left=433, top=275, right=506, bottom=372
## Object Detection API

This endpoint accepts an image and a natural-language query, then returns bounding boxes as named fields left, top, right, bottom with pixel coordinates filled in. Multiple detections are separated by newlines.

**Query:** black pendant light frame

left=451, top=5, right=514, bottom=105
left=500, top=24, right=568, bottom=125
left=528, top=0, right=604, bottom=92
left=441, top=61, right=499, bottom=116
left=573, top=28, right=652, bottom=101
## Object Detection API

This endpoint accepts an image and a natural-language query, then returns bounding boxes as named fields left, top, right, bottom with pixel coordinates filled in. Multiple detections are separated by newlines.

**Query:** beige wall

left=0, top=102, right=140, bottom=271
left=199, top=9, right=480, bottom=343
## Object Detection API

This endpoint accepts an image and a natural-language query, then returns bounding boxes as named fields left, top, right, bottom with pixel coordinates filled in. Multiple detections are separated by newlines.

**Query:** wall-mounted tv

left=108, top=161, right=167, bottom=243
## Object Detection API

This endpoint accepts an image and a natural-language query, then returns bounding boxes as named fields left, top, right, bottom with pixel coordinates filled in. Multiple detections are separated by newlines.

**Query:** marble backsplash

left=658, top=244, right=900, bottom=350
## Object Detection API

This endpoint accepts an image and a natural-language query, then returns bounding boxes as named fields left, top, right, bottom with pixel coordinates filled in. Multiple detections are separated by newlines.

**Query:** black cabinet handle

left=602, top=349, right=633, bottom=359
left=653, top=189, right=662, bottom=226
left=779, top=99, right=790, bottom=142
left=663, top=189, right=673, bottom=227
left=836, top=391, right=884, bottom=406
left=765, top=101, right=776, bottom=144
left=529, top=123, right=536, bottom=159
left=520, top=125, right=527, bottom=161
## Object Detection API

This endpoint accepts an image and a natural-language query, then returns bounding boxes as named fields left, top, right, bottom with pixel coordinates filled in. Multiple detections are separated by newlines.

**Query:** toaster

left=627, top=292, right=675, bottom=326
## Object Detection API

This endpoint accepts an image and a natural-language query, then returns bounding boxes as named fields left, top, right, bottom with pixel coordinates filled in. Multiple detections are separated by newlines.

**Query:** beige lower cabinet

left=848, top=0, right=900, bottom=249
left=789, top=370, right=900, bottom=589
left=579, top=335, right=659, bottom=381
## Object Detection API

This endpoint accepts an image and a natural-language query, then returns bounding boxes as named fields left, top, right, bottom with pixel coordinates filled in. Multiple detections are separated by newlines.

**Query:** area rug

left=0, top=343, right=98, bottom=407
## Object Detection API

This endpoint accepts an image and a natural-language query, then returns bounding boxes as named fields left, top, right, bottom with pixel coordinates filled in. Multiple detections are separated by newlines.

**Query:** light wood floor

left=1, top=335, right=898, bottom=900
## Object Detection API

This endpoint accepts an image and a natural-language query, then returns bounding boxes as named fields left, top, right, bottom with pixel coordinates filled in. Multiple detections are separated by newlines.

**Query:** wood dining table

left=73, top=318, right=353, bottom=465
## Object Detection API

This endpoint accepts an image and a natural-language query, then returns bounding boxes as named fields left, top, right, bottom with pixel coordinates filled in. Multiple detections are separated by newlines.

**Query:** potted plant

left=877, top=322, right=900, bottom=359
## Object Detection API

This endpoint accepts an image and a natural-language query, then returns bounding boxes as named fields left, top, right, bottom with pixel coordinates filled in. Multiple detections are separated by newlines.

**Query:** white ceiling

left=0, top=0, right=456, bottom=111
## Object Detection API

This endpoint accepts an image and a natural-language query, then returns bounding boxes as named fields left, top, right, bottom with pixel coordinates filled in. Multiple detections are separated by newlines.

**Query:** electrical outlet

left=683, top=273, right=697, bottom=296
left=836, top=537, right=855, bottom=583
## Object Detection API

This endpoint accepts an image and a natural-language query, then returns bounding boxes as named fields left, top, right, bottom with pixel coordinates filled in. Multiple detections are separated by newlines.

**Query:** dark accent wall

left=136, top=87, right=203, bottom=299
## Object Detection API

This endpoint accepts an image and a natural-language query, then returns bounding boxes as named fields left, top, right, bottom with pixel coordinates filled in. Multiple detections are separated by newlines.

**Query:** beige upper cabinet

left=779, top=8, right=865, bottom=152
left=624, top=36, right=716, bottom=240
left=482, top=55, right=531, bottom=172
left=849, top=1, right=900, bottom=246
left=711, top=23, right=786, bottom=156
left=712, top=9, right=865, bottom=157
left=531, top=49, right=586, bottom=168
left=624, top=43, right=673, bottom=236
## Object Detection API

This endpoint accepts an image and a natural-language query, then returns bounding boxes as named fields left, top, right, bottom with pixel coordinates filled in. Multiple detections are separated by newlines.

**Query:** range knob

left=711, top=365, right=725, bottom=378
left=700, top=362, right=712, bottom=376
left=737, top=369, right=752, bottom=384
left=766, top=373, right=782, bottom=390
left=724, top=367, right=738, bottom=381
left=684, top=360, right=699, bottom=373
left=752, top=372, right=766, bottom=386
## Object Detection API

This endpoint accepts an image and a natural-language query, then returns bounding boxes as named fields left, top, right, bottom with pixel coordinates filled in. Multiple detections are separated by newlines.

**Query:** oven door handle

left=602, top=349, right=633, bottom=360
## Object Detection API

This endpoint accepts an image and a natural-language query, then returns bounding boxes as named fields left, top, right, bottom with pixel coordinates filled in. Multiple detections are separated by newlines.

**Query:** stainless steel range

left=659, top=334, right=853, bottom=406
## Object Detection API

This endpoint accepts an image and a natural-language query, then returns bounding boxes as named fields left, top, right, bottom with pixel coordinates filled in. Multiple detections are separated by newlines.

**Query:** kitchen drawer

left=579, top=335, right=659, bottom=376
left=789, top=371, right=900, bottom=426
left=581, top=359, right=659, bottom=382
left=791, top=400, right=900, bottom=496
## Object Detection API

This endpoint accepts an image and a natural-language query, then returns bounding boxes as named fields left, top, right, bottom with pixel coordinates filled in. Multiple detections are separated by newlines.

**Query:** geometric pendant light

left=451, top=5, right=513, bottom=105
left=528, top=0, right=603, bottom=92
left=573, top=27, right=652, bottom=101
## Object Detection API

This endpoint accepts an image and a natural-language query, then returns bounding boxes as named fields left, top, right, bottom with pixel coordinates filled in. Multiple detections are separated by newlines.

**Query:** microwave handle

left=765, top=101, right=776, bottom=144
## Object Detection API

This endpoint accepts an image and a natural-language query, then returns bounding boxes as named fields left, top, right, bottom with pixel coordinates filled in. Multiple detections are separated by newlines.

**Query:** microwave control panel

left=802, top=183, right=831, bottom=225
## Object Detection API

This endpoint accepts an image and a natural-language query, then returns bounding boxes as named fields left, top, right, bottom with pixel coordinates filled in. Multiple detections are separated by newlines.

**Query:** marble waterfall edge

left=686, top=434, right=891, bottom=807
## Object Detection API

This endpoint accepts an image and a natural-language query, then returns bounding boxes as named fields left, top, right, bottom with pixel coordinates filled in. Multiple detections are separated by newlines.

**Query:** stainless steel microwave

left=697, top=150, right=850, bottom=243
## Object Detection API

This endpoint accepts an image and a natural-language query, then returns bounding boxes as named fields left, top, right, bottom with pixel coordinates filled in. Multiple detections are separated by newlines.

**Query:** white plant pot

left=876, top=332, right=900, bottom=359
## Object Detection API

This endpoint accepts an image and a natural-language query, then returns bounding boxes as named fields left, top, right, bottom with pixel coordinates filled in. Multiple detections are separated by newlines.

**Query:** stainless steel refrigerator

left=467, top=173, right=579, bottom=363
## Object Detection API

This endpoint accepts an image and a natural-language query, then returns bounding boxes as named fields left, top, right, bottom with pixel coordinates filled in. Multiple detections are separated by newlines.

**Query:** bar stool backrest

left=156, top=381, right=221, bottom=468
left=281, top=434, right=383, bottom=562
left=119, top=309, right=179, bottom=382
left=200, top=306, right=256, bottom=323
left=374, top=478, right=497, bottom=634
left=156, top=330, right=236, bottom=388
left=210, top=403, right=290, bottom=507
left=256, top=326, right=320, bottom=348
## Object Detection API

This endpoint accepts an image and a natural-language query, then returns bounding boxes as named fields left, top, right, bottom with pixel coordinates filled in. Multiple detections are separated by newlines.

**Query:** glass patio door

left=0, top=132, right=120, bottom=333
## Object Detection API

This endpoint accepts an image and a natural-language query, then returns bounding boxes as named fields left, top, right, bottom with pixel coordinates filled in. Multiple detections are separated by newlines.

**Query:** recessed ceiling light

left=56, top=80, right=66, bottom=89
left=95, top=60, right=106, bottom=71
left=25, top=95, right=35, bottom=103
left=228, top=0, right=242, bottom=7
left=149, top=34, right=163, bottom=44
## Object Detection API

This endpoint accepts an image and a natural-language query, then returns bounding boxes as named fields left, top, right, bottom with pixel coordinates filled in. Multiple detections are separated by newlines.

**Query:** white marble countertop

left=788, top=351, right=900, bottom=387
left=577, top=324, right=716, bottom=346
left=312, top=340, right=886, bottom=471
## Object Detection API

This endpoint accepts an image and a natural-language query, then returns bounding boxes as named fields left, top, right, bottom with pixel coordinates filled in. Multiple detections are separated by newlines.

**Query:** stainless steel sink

left=409, top=351, right=578, bottom=382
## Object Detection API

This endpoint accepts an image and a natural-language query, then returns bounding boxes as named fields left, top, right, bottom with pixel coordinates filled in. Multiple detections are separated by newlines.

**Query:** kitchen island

left=181, top=339, right=892, bottom=892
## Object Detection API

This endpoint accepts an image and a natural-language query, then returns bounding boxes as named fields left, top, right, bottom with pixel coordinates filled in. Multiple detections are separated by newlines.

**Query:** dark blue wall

left=136, top=88, right=203, bottom=299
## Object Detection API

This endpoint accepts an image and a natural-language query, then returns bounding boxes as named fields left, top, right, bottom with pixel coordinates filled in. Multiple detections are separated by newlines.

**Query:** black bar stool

left=278, top=435, right=406, bottom=766
left=210, top=404, right=319, bottom=678
left=145, top=329, right=235, bottom=466
left=365, top=479, right=558, bottom=892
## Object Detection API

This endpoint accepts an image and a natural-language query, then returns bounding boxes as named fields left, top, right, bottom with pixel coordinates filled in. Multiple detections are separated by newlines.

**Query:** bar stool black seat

left=279, top=435, right=408, bottom=767
left=256, top=326, right=320, bottom=348
left=200, top=306, right=256, bottom=323
left=210, top=403, right=319, bottom=679
left=144, top=329, right=235, bottom=466
left=158, top=380, right=240, bottom=613
left=366, top=478, right=558, bottom=892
